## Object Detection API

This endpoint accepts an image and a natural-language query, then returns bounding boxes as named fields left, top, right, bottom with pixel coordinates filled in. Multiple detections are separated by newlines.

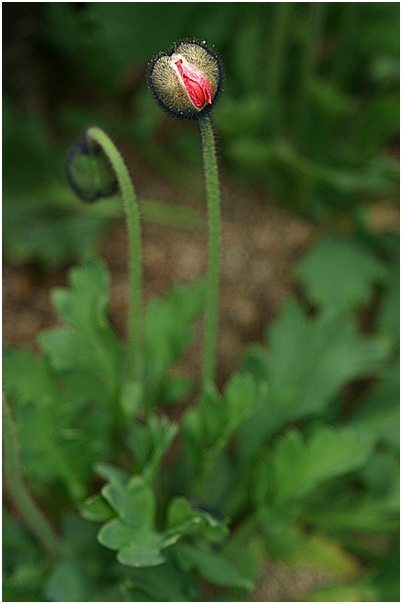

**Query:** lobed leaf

left=3, top=348, right=87, bottom=499
left=101, top=475, right=156, bottom=529
left=175, top=543, right=254, bottom=591
left=302, top=489, right=399, bottom=534
left=142, top=281, right=203, bottom=407
left=79, top=494, right=116, bottom=523
left=238, top=299, right=390, bottom=466
left=117, top=531, right=167, bottom=567
left=126, top=414, right=179, bottom=483
left=350, top=363, right=399, bottom=450
left=183, top=372, right=264, bottom=468
left=294, top=236, right=388, bottom=311
left=166, top=497, right=229, bottom=542
left=38, top=259, right=122, bottom=406
left=83, top=472, right=229, bottom=571
left=270, top=425, right=375, bottom=505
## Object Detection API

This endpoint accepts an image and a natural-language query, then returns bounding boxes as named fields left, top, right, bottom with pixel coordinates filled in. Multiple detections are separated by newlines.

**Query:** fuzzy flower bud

left=65, top=130, right=118, bottom=202
left=147, top=39, right=224, bottom=120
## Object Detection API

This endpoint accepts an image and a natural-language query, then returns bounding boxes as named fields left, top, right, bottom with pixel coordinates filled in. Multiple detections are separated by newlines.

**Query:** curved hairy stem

left=86, top=127, right=142, bottom=381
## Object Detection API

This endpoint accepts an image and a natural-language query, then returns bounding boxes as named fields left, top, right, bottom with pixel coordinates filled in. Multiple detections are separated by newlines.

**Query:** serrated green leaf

left=55, top=259, right=110, bottom=326
left=166, top=497, right=229, bottom=542
left=117, top=531, right=167, bottom=567
left=302, top=488, right=399, bottom=534
left=38, top=259, right=122, bottom=406
left=183, top=372, right=263, bottom=469
left=4, top=395, right=86, bottom=500
left=98, top=519, right=166, bottom=568
left=271, top=425, right=375, bottom=505
left=2, top=347, right=112, bottom=499
left=220, top=528, right=263, bottom=588
left=3, top=347, right=60, bottom=406
left=127, top=415, right=178, bottom=483
left=350, top=364, right=399, bottom=449
left=94, top=462, right=129, bottom=485
left=98, top=518, right=141, bottom=551
left=79, top=494, right=115, bottom=523
left=182, top=407, right=203, bottom=464
left=143, top=281, right=203, bottom=407
left=294, top=237, right=388, bottom=311
left=238, top=299, right=390, bottom=466
left=175, top=543, right=254, bottom=591
left=101, top=475, right=155, bottom=528
left=92, top=471, right=228, bottom=570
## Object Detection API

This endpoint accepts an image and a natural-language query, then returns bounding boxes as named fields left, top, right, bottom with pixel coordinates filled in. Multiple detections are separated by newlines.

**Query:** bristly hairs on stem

left=147, top=39, right=224, bottom=389
left=198, top=114, right=221, bottom=388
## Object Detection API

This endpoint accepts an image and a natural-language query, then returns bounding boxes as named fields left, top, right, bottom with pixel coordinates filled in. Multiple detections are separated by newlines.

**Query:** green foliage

left=143, top=281, right=204, bottom=408
left=4, top=220, right=399, bottom=602
left=237, top=299, right=389, bottom=470
left=3, top=260, right=204, bottom=506
left=268, top=425, right=375, bottom=507
left=126, top=415, right=179, bottom=483
left=175, top=543, right=253, bottom=591
left=183, top=372, right=265, bottom=470
left=39, top=259, right=123, bottom=406
left=83, top=470, right=229, bottom=569
left=3, top=4, right=399, bottom=269
left=350, top=363, right=399, bottom=450
left=3, top=4, right=400, bottom=594
left=294, top=237, right=388, bottom=311
left=2, top=102, right=201, bottom=269
left=2, top=101, right=114, bottom=268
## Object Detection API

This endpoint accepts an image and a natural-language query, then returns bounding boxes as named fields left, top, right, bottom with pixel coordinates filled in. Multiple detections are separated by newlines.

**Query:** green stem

left=2, top=395, right=66, bottom=559
left=86, top=127, right=142, bottom=381
left=199, top=115, right=221, bottom=389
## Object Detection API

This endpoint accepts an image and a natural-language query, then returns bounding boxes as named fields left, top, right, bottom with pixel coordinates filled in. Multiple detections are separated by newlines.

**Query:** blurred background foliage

left=3, top=2, right=399, bottom=267
left=3, top=4, right=400, bottom=601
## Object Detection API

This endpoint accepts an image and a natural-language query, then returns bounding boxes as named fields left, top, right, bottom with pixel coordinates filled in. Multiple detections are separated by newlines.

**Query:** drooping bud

left=65, top=130, right=118, bottom=202
left=147, top=39, right=224, bottom=120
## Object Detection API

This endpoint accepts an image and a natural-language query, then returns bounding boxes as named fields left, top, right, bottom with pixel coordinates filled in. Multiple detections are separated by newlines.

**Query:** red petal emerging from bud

left=174, top=59, right=212, bottom=109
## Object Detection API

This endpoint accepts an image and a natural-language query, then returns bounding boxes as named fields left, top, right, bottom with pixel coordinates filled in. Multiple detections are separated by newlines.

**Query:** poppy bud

left=147, top=39, right=224, bottom=121
left=65, top=130, right=118, bottom=203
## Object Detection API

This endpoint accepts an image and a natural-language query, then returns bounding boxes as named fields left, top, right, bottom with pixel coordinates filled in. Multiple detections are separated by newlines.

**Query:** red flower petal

left=174, top=59, right=213, bottom=109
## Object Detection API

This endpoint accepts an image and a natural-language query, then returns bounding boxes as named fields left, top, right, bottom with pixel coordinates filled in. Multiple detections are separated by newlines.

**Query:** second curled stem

left=86, top=127, right=142, bottom=383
